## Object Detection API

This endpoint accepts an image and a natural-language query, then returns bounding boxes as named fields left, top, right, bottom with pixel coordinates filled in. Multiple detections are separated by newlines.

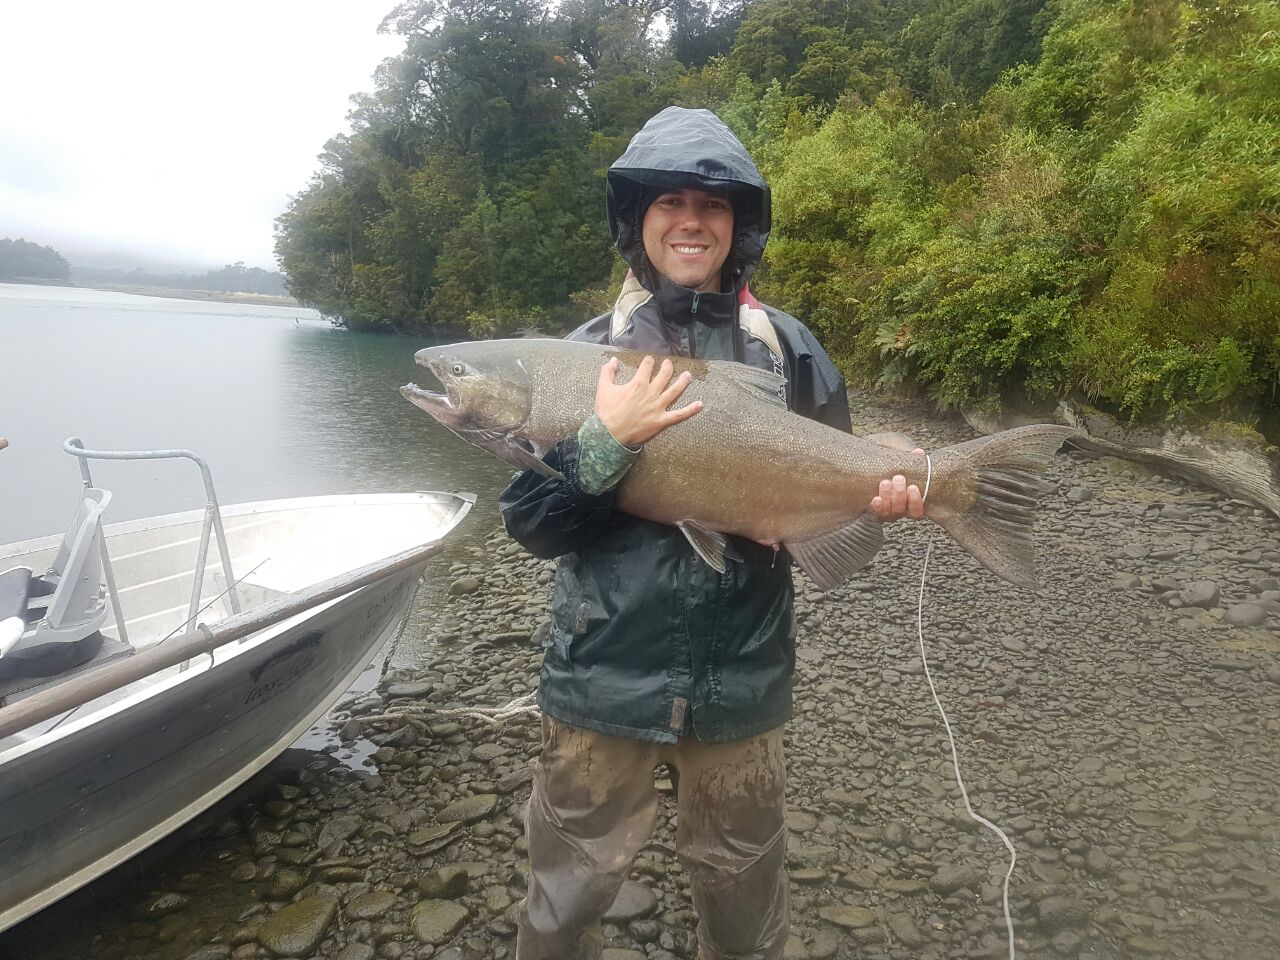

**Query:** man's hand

left=868, top=440, right=927, bottom=522
left=596, top=355, right=703, bottom=447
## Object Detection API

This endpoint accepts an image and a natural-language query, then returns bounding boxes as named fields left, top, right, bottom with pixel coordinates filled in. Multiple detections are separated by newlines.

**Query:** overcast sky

left=0, top=1, right=402, bottom=271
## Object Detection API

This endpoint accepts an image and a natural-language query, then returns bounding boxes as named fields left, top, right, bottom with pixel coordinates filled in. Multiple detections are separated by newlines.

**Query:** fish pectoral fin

left=785, top=512, right=884, bottom=592
left=677, top=520, right=729, bottom=573
left=462, top=430, right=565, bottom=481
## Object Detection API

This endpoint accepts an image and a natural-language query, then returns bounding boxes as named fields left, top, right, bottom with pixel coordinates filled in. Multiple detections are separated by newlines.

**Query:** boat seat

left=0, top=489, right=113, bottom=674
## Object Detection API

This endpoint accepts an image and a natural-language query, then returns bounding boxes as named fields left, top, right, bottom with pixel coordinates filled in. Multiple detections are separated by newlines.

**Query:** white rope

left=917, top=455, right=1017, bottom=960
left=369, top=690, right=540, bottom=728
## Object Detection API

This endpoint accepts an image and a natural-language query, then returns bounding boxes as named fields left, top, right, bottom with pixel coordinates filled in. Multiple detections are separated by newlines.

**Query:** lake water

left=0, top=283, right=511, bottom=544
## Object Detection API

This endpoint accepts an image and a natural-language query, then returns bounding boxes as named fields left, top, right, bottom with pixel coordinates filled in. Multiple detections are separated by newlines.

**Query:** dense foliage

left=0, top=238, right=70, bottom=282
left=71, top=262, right=290, bottom=296
left=277, top=0, right=1279, bottom=430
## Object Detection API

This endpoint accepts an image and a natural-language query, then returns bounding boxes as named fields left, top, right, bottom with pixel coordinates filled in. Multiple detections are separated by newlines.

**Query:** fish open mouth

left=399, top=364, right=460, bottom=422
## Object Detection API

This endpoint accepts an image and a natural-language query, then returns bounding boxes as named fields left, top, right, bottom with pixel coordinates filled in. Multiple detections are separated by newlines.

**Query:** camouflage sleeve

left=575, top=413, right=642, bottom=494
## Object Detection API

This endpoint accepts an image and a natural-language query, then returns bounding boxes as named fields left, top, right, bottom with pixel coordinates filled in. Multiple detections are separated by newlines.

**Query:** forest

left=274, top=0, right=1279, bottom=432
left=0, top=239, right=70, bottom=282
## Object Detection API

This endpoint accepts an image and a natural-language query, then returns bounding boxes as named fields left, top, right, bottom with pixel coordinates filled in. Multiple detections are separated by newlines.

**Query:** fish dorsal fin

left=708, top=359, right=788, bottom=408
left=785, top=512, right=884, bottom=591
left=677, top=519, right=729, bottom=573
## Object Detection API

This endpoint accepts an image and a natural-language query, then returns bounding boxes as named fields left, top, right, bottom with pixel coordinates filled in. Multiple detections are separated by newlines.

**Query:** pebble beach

left=5, top=391, right=1279, bottom=960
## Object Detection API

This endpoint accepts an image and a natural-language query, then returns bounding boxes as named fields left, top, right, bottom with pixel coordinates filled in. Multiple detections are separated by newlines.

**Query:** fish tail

left=928, top=424, right=1077, bottom=590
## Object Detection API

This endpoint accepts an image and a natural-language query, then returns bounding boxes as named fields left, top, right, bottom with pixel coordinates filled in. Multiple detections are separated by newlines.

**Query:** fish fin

left=784, top=512, right=884, bottom=591
left=461, top=430, right=565, bottom=481
left=928, top=424, right=1077, bottom=590
left=709, top=359, right=788, bottom=408
left=677, top=520, right=729, bottom=573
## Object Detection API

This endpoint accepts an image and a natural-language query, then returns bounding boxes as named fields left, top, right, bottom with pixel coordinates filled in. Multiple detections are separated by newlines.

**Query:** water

left=0, top=282, right=511, bottom=544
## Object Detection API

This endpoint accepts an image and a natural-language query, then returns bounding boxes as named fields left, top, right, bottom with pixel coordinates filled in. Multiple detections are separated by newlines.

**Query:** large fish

left=401, top=339, right=1076, bottom=590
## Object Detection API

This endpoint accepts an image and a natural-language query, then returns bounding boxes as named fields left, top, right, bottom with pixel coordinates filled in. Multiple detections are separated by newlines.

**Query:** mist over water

left=0, top=283, right=510, bottom=545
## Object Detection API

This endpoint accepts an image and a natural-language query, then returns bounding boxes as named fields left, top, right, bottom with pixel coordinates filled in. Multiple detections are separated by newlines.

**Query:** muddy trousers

left=515, top=717, right=789, bottom=960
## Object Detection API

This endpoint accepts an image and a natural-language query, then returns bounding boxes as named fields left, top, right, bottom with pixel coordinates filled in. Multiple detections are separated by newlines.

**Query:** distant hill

left=0, top=238, right=70, bottom=282
left=71, top=261, right=290, bottom=297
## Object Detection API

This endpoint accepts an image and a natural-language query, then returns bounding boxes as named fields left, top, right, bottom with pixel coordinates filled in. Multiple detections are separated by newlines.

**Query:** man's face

left=641, top=188, right=734, bottom=293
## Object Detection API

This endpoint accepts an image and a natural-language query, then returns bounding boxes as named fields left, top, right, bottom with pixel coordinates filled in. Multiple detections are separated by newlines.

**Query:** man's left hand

left=869, top=447, right=927, bottom=522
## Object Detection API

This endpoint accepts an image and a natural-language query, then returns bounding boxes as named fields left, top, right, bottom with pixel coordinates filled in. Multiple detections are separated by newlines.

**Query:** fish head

left=401, top=342, right=533, bottom=436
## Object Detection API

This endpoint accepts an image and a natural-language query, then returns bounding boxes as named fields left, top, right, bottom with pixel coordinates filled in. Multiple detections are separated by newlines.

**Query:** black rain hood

left=607, top=107, right=771, bottom=292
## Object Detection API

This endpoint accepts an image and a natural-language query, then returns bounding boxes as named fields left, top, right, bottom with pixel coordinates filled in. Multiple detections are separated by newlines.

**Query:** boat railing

left=63, top=438, right=242, bottom=648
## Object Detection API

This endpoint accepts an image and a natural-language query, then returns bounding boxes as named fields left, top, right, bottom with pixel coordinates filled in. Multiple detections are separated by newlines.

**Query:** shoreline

left=5, top=390, right=1278, bottom=959
left=90, top=284, right=301, bottom=308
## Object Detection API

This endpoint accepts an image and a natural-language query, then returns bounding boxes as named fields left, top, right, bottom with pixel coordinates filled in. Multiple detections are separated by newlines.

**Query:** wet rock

left=345, top=891, right=397, bottom=921
left=257, top=893, right=339, bottom=956
left=496, top=766, right=535, bottom=794
left=318, top=815, right=362, bottom=847
left=816, top=905, right=876, bottom=929
left=334, top=945, right=375, bottom=960
left=135, top=892, right=191, bottom=919
left=1036, top=896, right=1090, bottom=932
left=264, top=869, right=307, bottom=900
left=604, top=880, right=658, bottom=922
left=438, top=793, right=499, bottom=823
left=602, top=950, right=647, bottom=960
left=183, top=947, right=232, bottom=960
left=338, top=718, right=364, bottom=741
left=1224, top=602, right=1268, bottom=627
left=407, top=822, right=462, bottom=853
left=887, top=912, right=926, bottom=947
left=419, top=865, right=471, bottom=899
left=929, top=864, right=979, bottom=896
left=411, top=899, right=470, bottom=944
left=386, top=680, right=434, bottom=698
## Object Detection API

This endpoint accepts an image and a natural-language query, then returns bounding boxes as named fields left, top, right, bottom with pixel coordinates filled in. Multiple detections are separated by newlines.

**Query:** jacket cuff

left=575, top=413, right=642, bottom=495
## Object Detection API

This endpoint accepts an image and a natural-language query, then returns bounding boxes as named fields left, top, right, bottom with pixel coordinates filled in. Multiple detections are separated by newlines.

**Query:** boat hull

left=0, top=566, right=418, bottom=931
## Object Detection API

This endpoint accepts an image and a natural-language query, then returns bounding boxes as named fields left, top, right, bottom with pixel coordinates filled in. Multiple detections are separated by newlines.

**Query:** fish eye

left=451, top=362, right=466, bottom=376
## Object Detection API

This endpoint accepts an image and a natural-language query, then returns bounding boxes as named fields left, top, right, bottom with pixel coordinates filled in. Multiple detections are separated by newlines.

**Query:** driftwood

left=962, top=400, right=1280, bottom=519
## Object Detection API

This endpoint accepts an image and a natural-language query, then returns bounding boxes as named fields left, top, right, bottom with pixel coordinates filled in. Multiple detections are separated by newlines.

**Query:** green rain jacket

left=500, top=107, right=851, bottom=743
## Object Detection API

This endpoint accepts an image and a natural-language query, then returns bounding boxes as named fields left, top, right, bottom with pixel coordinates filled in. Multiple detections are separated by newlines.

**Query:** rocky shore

left=6, top=392, right=1279, bottom=960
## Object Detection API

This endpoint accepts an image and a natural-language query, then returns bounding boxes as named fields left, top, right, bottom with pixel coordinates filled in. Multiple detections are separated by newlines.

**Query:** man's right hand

left=596, top=355, right=703, bottom=447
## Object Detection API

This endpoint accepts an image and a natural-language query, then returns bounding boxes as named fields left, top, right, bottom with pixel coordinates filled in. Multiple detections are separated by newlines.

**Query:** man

left=501, top=107, right=922, bottom=960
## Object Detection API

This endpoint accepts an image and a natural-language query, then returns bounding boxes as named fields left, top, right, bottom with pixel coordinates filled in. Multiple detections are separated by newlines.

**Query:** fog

left=0, top=0, right=402, bottom=270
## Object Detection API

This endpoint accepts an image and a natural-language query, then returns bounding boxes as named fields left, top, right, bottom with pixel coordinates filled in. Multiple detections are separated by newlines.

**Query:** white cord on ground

left=371, top=690, right=540, bottom=728
left=917, top=455, right=1017, bottom=960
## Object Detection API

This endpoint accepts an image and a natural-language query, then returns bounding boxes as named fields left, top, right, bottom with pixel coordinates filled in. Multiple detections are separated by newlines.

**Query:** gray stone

left=449, top=577, right=482, bottom=596
left=419, top=865, right=471, bottom=899
left=345, top=890, right=397, bottom=921
left=817, top=905, right=876, bottom=929
left=496, top=766, right=535, bottom=794
left=318, top=815, right=362, bottom=847
left=1066, top=486, right=1093, bottom=502
left=887, top=912, right=926, bottom=947
left=1224, top=602, right=1268, bottom=626
left=1179, top=580, right=1220, bottom=608
left=929, top=864, right=979, bottom=895
left=603, top=880, right=658, bottom=922
left=257, top=894, right=339, bottom=956
left=408, top=822, right=462, bottom=852
left=183, top=948, right=232, bottom=960
left=334, top=945, right=375, bottom=960
left=134, top=892, right=190, bottom=919
left=264, top=869, right=307, bottom=900
left=386, top=680, right=434, bottom=698
left=411, top=899, right=470, bottom=944
left=1036, top=895, right=1090, bottom=932
left=438, top=793, right=498, bottom=823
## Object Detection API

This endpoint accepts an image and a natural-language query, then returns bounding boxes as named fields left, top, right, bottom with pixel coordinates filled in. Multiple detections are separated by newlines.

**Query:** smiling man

left=501, top=107, right=922, bottom=960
